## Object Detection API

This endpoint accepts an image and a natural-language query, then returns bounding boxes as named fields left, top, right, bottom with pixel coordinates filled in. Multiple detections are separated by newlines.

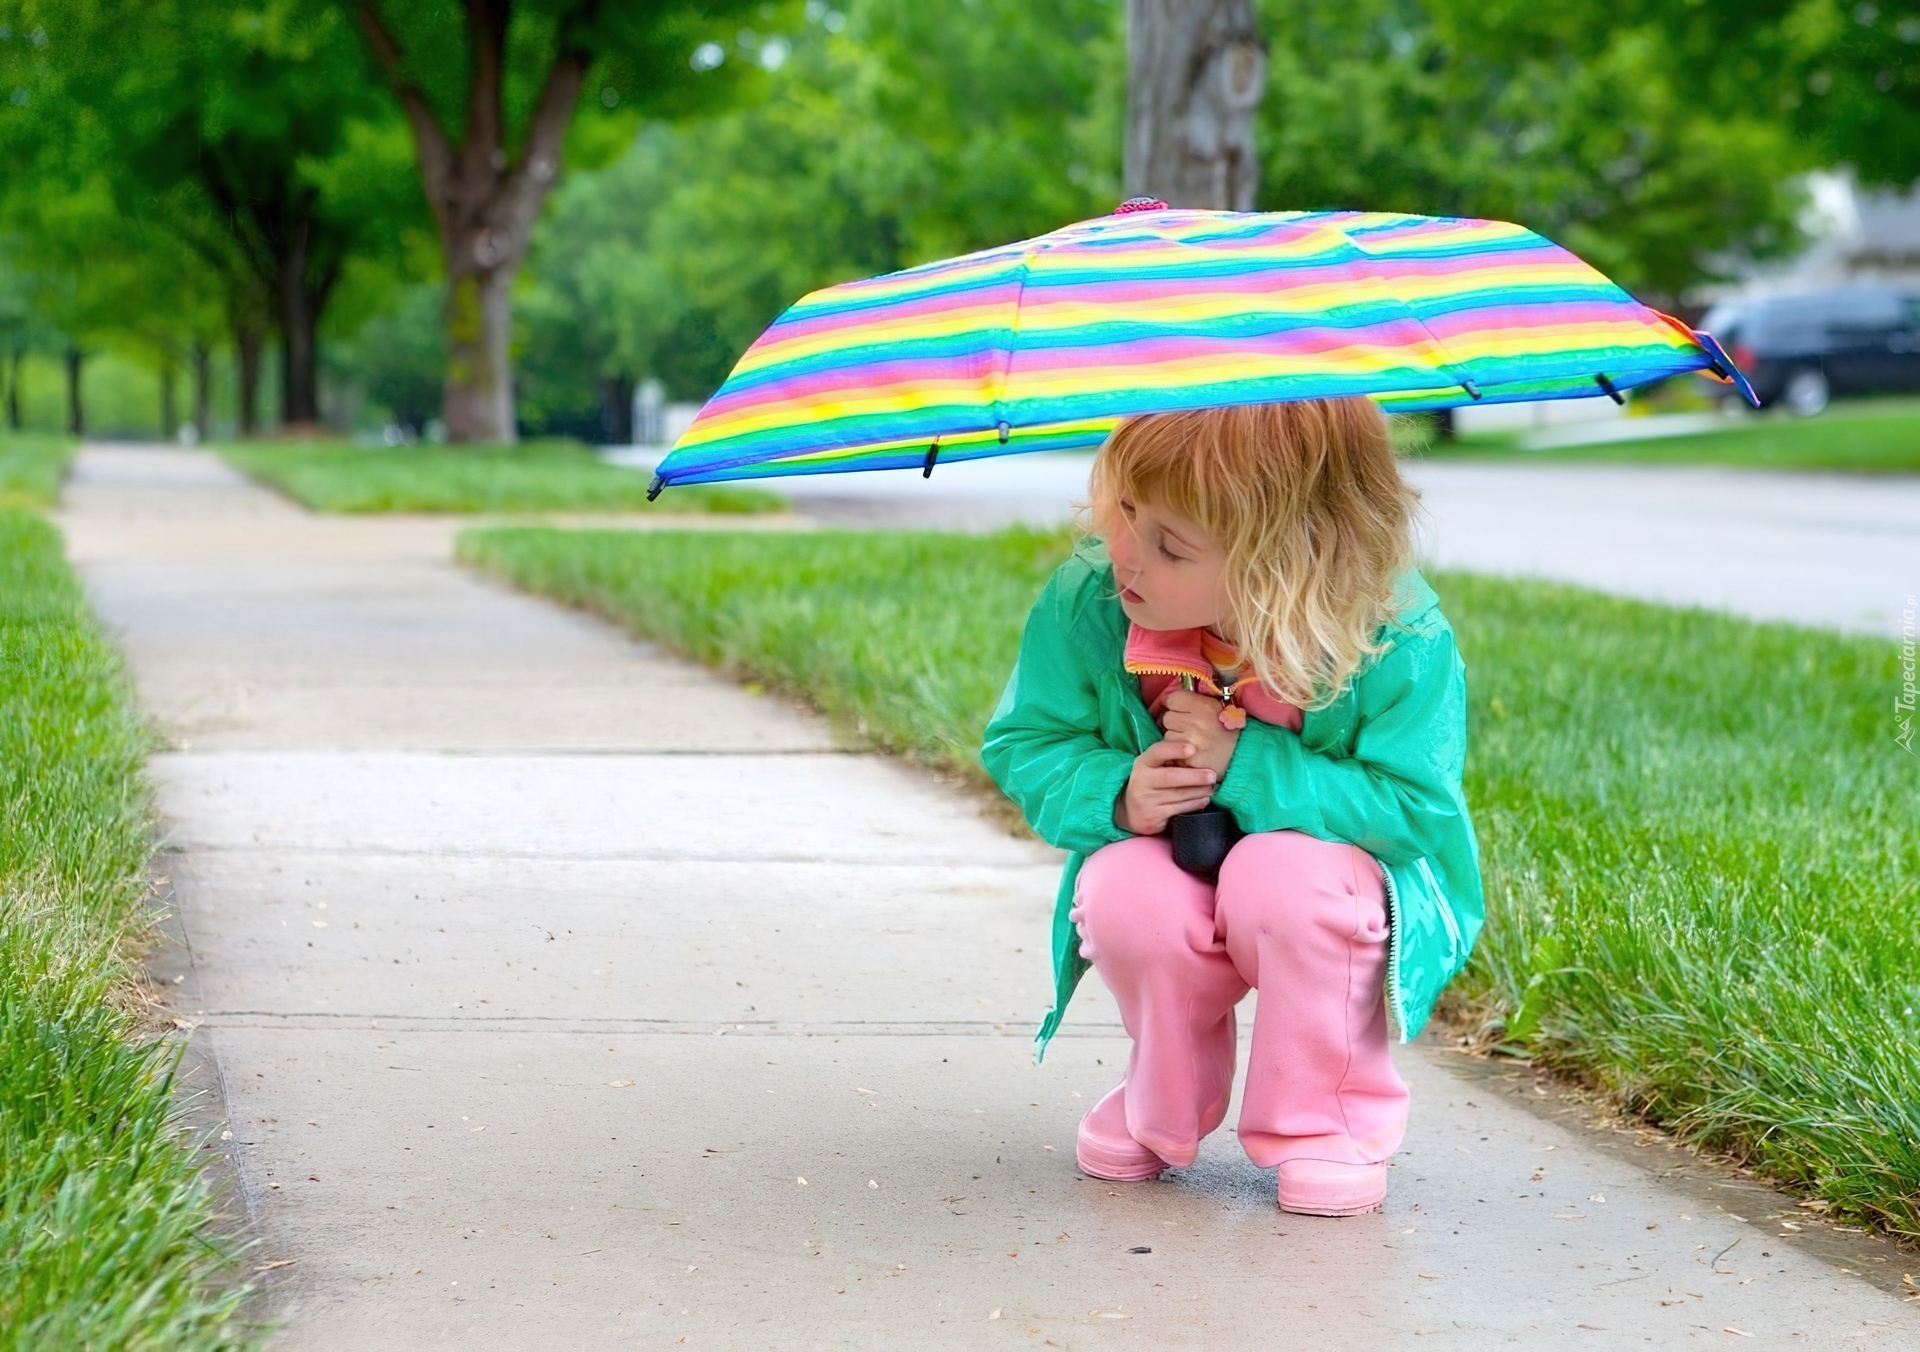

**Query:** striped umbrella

left=649, top=202, right=1755, bottom=492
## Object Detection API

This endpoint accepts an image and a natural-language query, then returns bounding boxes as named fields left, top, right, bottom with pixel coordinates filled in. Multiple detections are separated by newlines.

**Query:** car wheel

left=1782, top=366, right=1830, bottom=417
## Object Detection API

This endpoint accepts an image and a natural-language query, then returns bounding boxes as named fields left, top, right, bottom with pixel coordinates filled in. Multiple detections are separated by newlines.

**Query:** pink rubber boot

left=1070, top=837, right=1245, bottom=1177
left=1215, top=831, right=1407, bottom=1216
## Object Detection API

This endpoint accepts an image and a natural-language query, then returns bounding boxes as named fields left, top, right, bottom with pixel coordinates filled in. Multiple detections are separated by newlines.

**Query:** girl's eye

left=1158, top=539, right=1186, bottom=562
left=1118, top=498, right=1136, bottom=519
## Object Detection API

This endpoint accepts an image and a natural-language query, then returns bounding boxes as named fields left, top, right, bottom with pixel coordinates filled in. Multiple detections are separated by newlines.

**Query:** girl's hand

left=1115, top=738, right=1218, bottom=836
left=1161, top=688, right=1241, bottom=779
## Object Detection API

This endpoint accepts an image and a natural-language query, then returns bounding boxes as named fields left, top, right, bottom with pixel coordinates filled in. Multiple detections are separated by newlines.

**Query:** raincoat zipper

left=1380, top=862, right=1409, bottom=1040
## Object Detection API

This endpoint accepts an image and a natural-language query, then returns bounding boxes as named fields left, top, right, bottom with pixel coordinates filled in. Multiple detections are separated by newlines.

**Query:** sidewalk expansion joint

left=157, top=845, right=1054, bottom=868
left=190, top=1011, right=1127, bottom=1038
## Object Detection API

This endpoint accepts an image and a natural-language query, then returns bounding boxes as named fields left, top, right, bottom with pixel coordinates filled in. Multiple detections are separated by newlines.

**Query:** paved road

left=675, top=450, right=1919, bottom=638
left=59, top=446, right=1920, bottom=1348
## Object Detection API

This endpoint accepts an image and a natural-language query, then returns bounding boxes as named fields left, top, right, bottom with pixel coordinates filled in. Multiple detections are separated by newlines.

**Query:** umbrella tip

left=1114, top=196, right=1169, bottom=215
left=647, top=474, right=665, bottom=502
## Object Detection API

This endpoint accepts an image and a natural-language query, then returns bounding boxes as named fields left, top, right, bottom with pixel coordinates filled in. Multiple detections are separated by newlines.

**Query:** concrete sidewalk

left=60, top=446, right=1920, bottom=1348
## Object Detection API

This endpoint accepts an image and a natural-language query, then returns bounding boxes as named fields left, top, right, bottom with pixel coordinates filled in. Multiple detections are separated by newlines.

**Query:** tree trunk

left=442, top=261, right=516, bottom=444
left=1125, top=0, right=1268, bottom=210
left=160, top=362, right=178, bottom=441
left=599, top=374, right=635, bottom=445
left=235, top=323, right=263, bottom=437
left=4, top=346, right=19, bottom=430
left=65, top=348, right=84, bottom=437
left=192, top=341, right=212, bottom=438
left=278, top=221, right=321, bottom=430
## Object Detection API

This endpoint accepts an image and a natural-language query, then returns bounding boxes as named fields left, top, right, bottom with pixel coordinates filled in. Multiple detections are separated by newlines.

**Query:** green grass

left=462, top=525, right=1920, bottom=1239
left=0, top=509, right=250, bottom=1347
left=218, top=438, right=785, bottom=514
left=1407, top=397, right=1920, bottom=472
left=0, top=432, right=78, bottom=507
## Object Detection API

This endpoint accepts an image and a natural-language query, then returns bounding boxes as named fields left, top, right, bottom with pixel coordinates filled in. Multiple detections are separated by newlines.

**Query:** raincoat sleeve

left=1210, top=622, right=1465, bottom=866
left=981, top=576, right=1135, bottom=858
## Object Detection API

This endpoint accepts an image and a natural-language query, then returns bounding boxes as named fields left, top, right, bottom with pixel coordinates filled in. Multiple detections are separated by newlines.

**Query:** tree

left=0, top=0, right=418, bottom=432
left=114, top=5, right=414, bottom=430
left=351, top=0, right=765, bottom=443
left=1125, top=0, right=1267, bottom=208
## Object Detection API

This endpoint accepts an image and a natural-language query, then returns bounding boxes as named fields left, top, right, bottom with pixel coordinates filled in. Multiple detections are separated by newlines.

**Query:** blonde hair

left=1087, top=399, right=1420, bottom=709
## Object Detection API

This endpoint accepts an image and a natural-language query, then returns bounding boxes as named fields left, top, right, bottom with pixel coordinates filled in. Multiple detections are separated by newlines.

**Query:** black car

left=1699, top=284, right=1920, bottom=414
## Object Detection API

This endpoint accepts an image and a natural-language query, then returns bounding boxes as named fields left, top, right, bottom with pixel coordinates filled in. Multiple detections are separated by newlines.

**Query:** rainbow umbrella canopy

left=649, top=202, right=1755, bottom=493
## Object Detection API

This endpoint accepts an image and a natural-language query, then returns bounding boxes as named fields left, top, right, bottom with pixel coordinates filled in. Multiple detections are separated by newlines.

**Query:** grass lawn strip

left=462, top=525, right=1919, bottom=1241
left=0, top=432, right=80, bottom=508
left=1410, top=398, right=1920, bottom=473
left=0, top=505, right=250, bottom=1347
left=219, top=438, right=784, bottom=514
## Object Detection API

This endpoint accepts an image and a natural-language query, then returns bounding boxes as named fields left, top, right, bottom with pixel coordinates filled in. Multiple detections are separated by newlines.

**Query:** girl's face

left=1105, top=491, right=1229, bottom=634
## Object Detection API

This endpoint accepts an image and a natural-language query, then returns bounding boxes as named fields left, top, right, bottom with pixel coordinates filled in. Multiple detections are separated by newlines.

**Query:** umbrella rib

left=985, top=238, right=1046, bottom=440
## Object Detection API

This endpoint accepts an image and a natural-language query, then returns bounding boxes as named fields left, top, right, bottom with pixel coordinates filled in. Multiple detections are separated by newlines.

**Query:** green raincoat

left=981, top=539, right=1482, bottom=1059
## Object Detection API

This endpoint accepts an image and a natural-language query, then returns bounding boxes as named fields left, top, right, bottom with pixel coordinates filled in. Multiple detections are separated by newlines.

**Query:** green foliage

left=5, top=0, right=1917, bottom=425
left=359, top=0, right=773, bottom=159
left=1283, top=0, right=1920, bottom=268
left=0, top=430, right=73, bottom=506
left=1257, top=0, right=1805, bottom=299
left=465, top=525, right=1920, bottom=1236
left=1438, top=1, right=1920, bottom=190
left=0, top=509, right=249, bottom=1347
left=517, top=0, right=1906, bottom=410
left=323, top=283, right=446, bottom=431
left=0, top=0, right=424, bottom=427
left=515, top=129, right=704, bottom=416
left=219, top=437, right=783, bottom=513
left=516, top=0, right=1121, bottom=413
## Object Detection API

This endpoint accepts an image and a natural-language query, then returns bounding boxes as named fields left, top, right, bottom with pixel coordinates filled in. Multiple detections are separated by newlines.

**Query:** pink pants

left=1071, top=830, right=1408, bottom=1169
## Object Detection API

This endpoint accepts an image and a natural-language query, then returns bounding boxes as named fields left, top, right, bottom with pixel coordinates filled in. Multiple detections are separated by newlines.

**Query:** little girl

left=981, top=398, right=1481, bottom=1217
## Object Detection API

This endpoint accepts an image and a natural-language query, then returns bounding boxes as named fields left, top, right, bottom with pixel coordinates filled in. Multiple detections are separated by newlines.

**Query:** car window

left=1699, top=301, right=1744, bottom=335
left=1749, top=307, right=1827, bottom=350
left=1828, top=289, right=1902, bottom=325
left=1743, top=289, right=1911, bottom=351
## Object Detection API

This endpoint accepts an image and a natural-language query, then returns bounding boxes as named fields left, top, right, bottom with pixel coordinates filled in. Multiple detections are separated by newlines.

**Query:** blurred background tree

left=0, top=0, right=416, bottom=431
left=512, top=0, right=1120, bottom=436
left=350, top=0, right=771, bottom=443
